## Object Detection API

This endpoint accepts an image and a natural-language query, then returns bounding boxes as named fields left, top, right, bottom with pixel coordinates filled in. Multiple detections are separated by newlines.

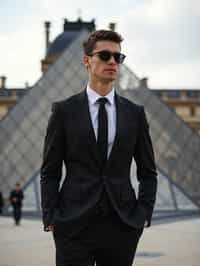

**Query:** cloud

left=0, top=0, right=199, bottom=88
left=0, top=21, right=44, bottom=87
left=118, top=0, right=200, bottom=87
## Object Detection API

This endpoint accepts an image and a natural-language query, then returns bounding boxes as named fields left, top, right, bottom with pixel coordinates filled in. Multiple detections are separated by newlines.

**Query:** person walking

left=41, top=29, right=157, bottom=266
left=10, top=182, right=24, bottom=225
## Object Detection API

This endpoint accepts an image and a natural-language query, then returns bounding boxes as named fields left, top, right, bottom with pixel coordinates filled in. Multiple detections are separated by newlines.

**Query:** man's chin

left=102, top=76, right=116, bottom=83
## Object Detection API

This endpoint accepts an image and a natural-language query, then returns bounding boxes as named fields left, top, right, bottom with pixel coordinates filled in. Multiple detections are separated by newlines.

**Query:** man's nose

left=108, top=55, right=117, bottom=64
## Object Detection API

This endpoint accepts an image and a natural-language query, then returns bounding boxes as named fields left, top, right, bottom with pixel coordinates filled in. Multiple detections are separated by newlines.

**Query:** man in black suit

left=41, top=30, right=157, bottom=266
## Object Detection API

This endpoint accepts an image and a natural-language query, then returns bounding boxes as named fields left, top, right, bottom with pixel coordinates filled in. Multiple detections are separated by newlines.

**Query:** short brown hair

left=83, top=30, right=123, bottom=55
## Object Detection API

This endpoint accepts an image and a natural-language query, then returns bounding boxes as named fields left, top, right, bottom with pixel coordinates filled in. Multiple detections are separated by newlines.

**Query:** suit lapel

left=77, top=90, right=102, bottom=167
left=107, top=93, right=125, bottom=164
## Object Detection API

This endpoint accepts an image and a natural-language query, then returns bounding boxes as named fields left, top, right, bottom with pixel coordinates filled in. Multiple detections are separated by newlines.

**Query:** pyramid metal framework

left=0, top=30, right=199, bottom=216
left=119, top=82, right=200, bottom=206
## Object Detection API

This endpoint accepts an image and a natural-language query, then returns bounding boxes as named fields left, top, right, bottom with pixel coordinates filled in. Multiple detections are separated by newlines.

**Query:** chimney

left=25, top=82, right=29, bottom=88
left=139, top=77, right=148, bottom=88
left=109, top=22, right=116, bottom=31
left=63, top=19, right=68, bottom=31
left=0, top=76, right=6, bottom=89
left=44, top=21, right=51, bottom=54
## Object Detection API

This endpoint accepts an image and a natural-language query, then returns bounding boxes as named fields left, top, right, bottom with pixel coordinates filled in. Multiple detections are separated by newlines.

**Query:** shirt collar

left=86, top=84, right=115, bottom=106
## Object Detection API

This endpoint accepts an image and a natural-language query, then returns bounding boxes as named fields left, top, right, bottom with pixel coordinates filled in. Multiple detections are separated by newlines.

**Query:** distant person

left=9, top=182, right=24, bottom=225
left=0, top=191, right=4, bottom=214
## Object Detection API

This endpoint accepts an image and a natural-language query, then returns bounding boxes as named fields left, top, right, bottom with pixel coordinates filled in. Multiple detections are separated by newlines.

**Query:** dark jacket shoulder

left=52, top=91, right=84, bottom=112
left=118, top=94, right=143, bottom=108
left=116, top=94, right=148, bottom=131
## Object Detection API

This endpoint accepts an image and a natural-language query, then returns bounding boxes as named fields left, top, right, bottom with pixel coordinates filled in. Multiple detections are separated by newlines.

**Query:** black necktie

left=97, top=97, right=108, bottom=169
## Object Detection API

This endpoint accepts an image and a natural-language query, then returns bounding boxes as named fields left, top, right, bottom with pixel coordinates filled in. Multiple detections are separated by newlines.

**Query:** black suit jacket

left=40, top=90, right=157, bottom=233
left=10, top=190, right=24, bottom=208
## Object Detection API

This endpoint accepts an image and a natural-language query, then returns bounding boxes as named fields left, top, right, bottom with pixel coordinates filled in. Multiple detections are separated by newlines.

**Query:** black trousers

left=53, top=210, right=143, bottom=266
left=13, top=206, right=22, bottom=225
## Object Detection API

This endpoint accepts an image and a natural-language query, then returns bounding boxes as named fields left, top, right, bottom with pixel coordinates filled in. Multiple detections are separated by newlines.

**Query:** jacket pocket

left=122, top=185, right=137, bottom=201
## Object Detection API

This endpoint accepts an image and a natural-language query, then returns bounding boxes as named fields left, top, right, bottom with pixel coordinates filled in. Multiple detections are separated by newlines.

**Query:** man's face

left=83, top=40, right=121, bottom=83
left=15, top=184, right=20, bottom=191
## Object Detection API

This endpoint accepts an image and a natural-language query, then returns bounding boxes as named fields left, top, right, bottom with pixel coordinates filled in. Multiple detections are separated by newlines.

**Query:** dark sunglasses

left=89, top=50, right=126, bottom=64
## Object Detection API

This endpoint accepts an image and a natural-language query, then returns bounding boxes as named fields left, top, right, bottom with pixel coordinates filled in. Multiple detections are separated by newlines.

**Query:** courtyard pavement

left=0, top=215, right=199, bottom=266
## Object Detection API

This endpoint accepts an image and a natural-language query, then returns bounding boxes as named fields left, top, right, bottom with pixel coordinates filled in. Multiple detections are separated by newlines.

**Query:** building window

left=167, top=91, right=180, bottom=98
left=190, top=107, right=195, bottom=117
left=187, top=91, right=198, bottom=98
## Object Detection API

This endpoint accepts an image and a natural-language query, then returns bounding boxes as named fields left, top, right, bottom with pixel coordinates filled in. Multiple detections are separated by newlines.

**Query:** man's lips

left=104, top=69, right=117, bottom=73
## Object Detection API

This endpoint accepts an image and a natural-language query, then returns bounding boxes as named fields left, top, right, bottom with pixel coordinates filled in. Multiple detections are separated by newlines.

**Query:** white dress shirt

left=86, top=85, right=116, bottom=158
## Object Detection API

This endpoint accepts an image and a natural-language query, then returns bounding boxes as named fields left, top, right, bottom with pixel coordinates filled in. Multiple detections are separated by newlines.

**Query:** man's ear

left=83, top=55, right=89, bottom=68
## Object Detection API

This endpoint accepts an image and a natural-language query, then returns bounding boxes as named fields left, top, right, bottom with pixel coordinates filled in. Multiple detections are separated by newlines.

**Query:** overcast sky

left=0, top=0, right=199, bottom=89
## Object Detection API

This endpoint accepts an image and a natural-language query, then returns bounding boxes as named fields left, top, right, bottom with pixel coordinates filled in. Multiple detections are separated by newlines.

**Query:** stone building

left=152, top=88, right=200, bottom=134
left=0, top=76, right=28, bottom=120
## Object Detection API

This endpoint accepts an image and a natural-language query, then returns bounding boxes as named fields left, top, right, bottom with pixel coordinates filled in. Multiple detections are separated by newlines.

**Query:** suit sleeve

left=9, top=191, right=14, bottom=204
left=133, top=106, right=158, bottom=227
left=21, top=191, right=24, bottom=201
left=40, top=103, right=65, bottom=231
